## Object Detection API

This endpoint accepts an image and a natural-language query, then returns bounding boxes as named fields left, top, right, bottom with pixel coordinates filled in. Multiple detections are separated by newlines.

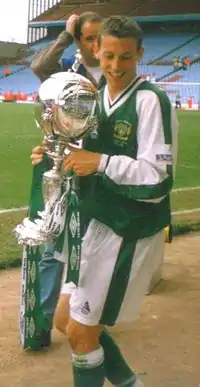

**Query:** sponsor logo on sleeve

left=156, top=153, right=173, bottom=164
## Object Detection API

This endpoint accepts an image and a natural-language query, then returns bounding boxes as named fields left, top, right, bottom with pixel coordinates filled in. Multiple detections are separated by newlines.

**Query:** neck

left=83, top=58, right=100, bottom=68
left=108, top=75, right=137, bottom=101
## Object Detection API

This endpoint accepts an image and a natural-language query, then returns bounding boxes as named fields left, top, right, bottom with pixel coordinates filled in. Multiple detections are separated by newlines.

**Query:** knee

left=54, top=294, right=70, bottom=334
left=67, top=317, right=102, bottom=354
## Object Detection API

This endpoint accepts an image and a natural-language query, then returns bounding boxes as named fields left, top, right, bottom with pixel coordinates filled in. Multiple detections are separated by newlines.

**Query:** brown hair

left=97, top=16, right=143, bottom=49
left=74, top=12, right=103, bottom=41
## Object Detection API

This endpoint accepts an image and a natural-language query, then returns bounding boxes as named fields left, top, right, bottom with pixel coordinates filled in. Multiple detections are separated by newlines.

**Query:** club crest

left=113, top=121, right=132, bottom=142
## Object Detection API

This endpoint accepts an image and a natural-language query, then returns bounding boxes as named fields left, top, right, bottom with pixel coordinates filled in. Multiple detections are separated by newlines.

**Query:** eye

left=86, top=36, right=96, bottom=42
left=121, top=55, right=132, bottom=61
left=104, top=53, right=114, bottom=59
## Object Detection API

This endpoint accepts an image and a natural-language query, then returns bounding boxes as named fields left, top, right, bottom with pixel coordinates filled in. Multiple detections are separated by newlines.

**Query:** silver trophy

left=14, top=71, right=99, bottom=246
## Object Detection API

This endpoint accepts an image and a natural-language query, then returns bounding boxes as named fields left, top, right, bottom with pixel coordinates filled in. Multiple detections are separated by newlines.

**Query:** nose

left=110, top=57, right=121, bottom=71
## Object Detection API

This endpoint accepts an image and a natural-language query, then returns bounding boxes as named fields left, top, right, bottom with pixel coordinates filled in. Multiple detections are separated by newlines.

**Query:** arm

left=31, top=32, right=73, bottom=82
left=31, top=14, right=78, bottom=82
left=98, top=89, right=178, bottom=202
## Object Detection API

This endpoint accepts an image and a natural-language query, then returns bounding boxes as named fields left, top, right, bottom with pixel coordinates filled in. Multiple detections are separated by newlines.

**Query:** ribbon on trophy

left=14, top=69, right=99, bottom=350
left=55, top=173, right=81, bottom=286
left=19, top=162, right=80, bottom=350
left=19, top=156, right=53, bottom=350
left=65, top=178, right=81, bottom=285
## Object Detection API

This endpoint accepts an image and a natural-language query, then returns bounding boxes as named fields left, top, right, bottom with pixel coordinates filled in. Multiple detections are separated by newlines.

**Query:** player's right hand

left=66, top=14, right=79, bottom=37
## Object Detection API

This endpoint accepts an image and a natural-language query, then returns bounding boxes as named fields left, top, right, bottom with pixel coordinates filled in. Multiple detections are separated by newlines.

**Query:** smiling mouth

left=108, top=72, right=125, bottom=79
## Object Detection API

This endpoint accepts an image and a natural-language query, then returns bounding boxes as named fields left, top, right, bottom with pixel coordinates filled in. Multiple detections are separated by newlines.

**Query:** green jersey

left=81, top=77, right=178, bottom=240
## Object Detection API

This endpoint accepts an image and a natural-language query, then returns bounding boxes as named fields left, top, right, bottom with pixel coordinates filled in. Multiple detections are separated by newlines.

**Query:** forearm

left=98, top=154, right=173, bottom=202
left=31, top=31, right=73, bottom=82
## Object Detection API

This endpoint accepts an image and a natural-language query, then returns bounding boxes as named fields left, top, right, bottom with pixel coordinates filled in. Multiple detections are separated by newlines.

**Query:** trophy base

left=14, top=217, right=54, bottom=246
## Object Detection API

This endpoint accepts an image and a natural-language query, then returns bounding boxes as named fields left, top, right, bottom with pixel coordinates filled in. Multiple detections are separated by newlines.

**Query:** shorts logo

left=113, top=121, right=132, bottom=142
left=81, top=301, right=91, bottom=315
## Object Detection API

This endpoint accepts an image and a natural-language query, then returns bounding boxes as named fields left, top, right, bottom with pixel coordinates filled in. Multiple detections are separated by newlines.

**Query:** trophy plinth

left=14, top=72, right=99, bottom=246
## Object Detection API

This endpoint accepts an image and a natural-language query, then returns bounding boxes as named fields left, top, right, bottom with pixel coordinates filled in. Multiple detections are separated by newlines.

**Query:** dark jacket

left=31, top=30, right=105, bottom=88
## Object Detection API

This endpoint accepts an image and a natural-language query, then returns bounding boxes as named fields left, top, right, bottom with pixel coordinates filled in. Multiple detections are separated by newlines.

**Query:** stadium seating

left=142, top=33, right=197, bottom=63
left=0, top=66, right=40, bottom=94
left=0, top=29, right=199, bottom=104
left=31, top=39, right=51, bottom=52
left=160, top=35, right=200, bottom=62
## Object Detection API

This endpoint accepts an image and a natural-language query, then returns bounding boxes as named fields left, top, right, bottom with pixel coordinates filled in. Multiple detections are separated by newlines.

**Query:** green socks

left=99, top=330, right=136, bottom=386
left=71, top=331, right=136, bottom=387
left=72, top=347, right=105, bottom=387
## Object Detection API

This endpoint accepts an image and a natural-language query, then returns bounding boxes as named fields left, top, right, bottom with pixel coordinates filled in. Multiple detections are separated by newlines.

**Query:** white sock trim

left=116, top=377, right=144, bottom=387
left=116, top=376, right=136, bottom=387
left=72, top=346, right=104, bottom=369
left=134, top=379, right=144, bottom=387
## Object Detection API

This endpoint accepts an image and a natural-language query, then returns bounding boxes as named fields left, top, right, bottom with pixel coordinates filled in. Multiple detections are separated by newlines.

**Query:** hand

left=66, top=14, right=79, bottom=37
left=63, top=145, right=101, bottom=176
left=30, top=138, right=49, bottom=165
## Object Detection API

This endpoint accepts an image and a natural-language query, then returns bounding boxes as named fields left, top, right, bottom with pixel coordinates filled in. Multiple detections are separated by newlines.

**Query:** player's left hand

left=63, top=145, right=101, bottom=176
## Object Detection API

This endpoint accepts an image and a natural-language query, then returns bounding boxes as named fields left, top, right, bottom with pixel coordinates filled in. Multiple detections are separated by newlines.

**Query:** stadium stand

left=0, top=0, right=200, bottom=106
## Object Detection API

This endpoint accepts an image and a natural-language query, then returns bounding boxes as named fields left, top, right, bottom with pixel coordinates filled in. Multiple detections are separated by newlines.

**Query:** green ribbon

left=19, top=156, right=52, bottom=350
left=19, top=158, right=82, bottom=349
left=65, top=177, right=81, bottom=285
left=20, top=245, right=45, bottom=350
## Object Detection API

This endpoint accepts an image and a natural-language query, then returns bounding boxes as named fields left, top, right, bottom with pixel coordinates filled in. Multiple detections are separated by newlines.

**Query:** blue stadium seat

left=0, top=33, right=199, bottom=103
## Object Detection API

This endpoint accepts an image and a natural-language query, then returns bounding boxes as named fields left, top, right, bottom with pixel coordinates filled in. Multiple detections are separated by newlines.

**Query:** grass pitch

left=0, top=104, right=200, bottom=267
left=0, top=104, right=200, bottom=209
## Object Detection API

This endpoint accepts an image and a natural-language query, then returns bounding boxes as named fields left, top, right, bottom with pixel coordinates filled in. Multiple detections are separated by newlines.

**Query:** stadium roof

left=29, top=0, right=200, bottom=23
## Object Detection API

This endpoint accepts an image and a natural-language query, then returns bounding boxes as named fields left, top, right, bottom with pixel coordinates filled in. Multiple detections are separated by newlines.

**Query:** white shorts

left=61, top=219, right=164, bottom=326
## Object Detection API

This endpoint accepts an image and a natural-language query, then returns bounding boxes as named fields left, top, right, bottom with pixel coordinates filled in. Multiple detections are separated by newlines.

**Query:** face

left=97, top=35, right=143, bottom=96
left=77, top=21, right=101, bottom=66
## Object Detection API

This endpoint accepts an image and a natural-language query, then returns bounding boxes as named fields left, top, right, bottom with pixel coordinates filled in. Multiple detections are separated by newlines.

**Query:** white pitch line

left=1, top=185, right=200, bottom=214
left=172, top=186, right=200, bottom=193
left=172, top=208, right=200, bottom=216
left=1, top=206, right=200, bottom=218
left=0, top=206, right=27, bottom=215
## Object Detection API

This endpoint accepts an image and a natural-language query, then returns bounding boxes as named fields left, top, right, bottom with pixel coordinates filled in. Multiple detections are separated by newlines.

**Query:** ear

left=136, top=47, right=144, bottom=61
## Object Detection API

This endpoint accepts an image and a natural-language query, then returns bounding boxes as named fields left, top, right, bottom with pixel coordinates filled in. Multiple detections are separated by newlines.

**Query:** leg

left=54, top=281, right=77, bottom=333
left=54, top=294, right=70, bottom=334
left=65, top=219, right=142, bottom=386
left=67, top=318, right=105, bottom=387
left=55, top=294, right=136, bottom=386
left=37, top=242, right=64, bottom=345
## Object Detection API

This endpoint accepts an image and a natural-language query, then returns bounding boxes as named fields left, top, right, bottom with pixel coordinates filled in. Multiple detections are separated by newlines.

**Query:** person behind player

left=31, top=12, right=103, bottom=85
left=51, top=15, right=178, bottom=387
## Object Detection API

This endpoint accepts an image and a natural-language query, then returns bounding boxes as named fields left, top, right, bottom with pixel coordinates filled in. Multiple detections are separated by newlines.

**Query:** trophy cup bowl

left=14, top=72, right=99, bottom=246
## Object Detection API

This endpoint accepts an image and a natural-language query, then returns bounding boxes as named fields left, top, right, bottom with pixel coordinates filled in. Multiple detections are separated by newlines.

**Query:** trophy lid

left=35, top=72, right=99, bottom=140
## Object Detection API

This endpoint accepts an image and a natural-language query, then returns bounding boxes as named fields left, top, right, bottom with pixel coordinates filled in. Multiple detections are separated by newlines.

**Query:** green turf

left=0, top=105, right=200, bottom=268
left=0, top=103, right=43, bottom=209
left=174, top=111, right=200, bottom=188
left=0, top=211, right=25, bottom=269
left=0, top=106, right=200, bottom=209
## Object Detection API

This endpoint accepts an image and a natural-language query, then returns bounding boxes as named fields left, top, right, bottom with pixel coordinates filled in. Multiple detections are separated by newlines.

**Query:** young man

left=30, top=12, right=104, bottom=348
left=53, top=16, right=178, bottom=387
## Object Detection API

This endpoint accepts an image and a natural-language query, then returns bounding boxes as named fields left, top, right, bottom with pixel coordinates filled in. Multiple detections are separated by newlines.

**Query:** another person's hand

left=63, top=145, right=101, bottom=176
left=66, top=14, right=79, bottom=38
